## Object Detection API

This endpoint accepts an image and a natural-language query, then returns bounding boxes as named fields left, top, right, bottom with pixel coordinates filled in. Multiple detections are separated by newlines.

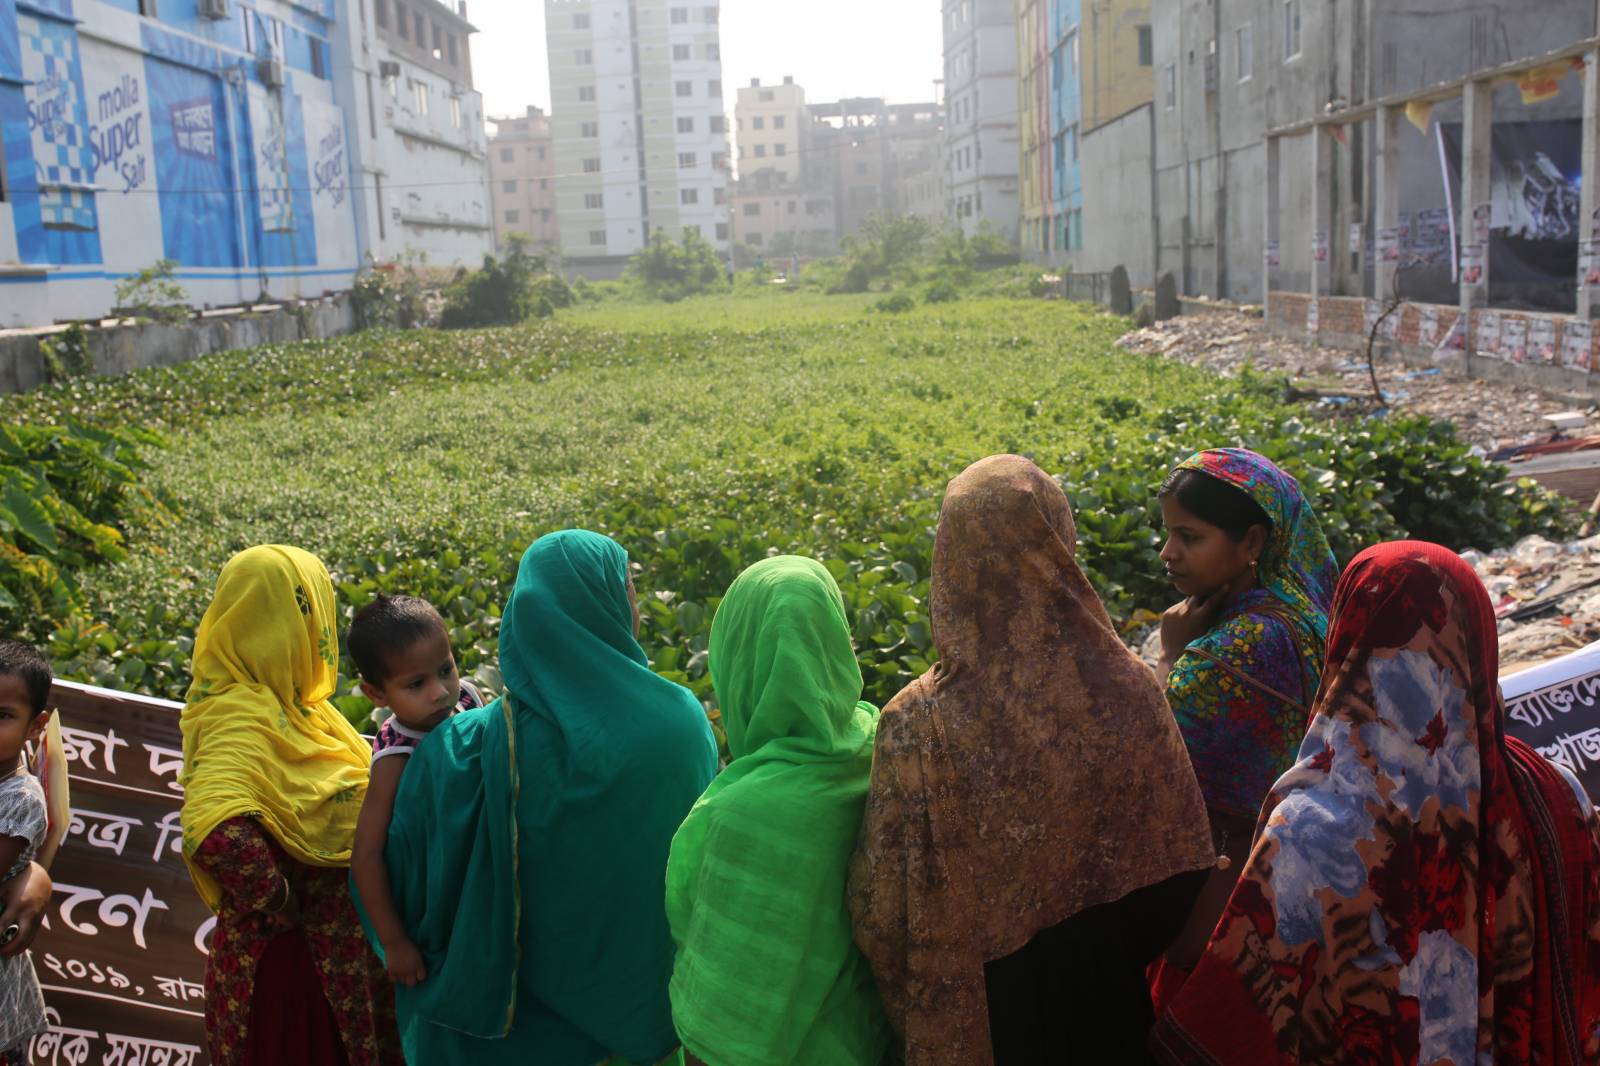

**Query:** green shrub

left=113, top=260, right=190, bottom=324
left=875, top=293, right=916, bottom=314
left=440, top=239, right=552, bottom=329
left=626, top=230, right=728, bottom=303
left=924, top=280, right=960, bottom=304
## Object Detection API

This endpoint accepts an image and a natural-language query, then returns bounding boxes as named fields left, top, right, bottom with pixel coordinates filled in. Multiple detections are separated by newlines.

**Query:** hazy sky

left=469, top=0, right=944, bottom=122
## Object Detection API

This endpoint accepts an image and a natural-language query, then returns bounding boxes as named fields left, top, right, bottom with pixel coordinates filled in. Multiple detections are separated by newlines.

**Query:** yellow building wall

left=1083, top=0, right=1153, bottom=132
left=1015, top=0, right=1050, bottom=250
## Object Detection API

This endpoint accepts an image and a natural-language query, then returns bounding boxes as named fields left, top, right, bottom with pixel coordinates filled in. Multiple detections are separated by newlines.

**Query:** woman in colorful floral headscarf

left=1151, top=542, right=1600, bottom=1065
left=1151, top=448, right=1337, bottom=997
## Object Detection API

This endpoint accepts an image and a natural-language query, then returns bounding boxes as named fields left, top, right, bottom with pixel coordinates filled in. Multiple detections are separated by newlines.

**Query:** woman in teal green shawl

left=362, top=530, right=719, bottom=1065
left=665, top=556, right=893, bottom=1066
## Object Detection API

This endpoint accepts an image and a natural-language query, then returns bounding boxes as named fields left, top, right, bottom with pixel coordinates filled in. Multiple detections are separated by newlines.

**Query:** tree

left=627, top=229, right=728, bottom=302
left=438, top=236, right=552, bottom=329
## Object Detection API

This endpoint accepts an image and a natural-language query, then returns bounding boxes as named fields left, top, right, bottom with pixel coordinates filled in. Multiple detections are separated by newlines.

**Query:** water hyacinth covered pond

left=0, top=292, right=1571, bottom=731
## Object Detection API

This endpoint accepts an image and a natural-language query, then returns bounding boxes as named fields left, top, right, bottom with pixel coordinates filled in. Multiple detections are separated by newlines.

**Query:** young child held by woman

left=0, top=641, right=53, bottom=1063
left=349, top=595, right=482, bottom=988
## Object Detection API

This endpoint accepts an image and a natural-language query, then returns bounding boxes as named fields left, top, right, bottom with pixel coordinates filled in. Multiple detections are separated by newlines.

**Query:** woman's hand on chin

left=1160, top=587, right=1230, bottom=663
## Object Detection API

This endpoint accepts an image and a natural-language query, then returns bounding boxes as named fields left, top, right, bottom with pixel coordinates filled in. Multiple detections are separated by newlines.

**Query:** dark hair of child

left=1159, top=467, right=1275, bottom=542
left=347, top=595, right=449, bottom=685
left=0, top=640, right=52, bottom=718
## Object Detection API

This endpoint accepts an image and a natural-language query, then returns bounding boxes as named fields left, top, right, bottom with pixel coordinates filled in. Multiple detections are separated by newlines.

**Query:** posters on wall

left=1420, top=304, right=1441, bottom=346
left=1265, top=239, right=1281, bottom=268
left=1504, top=316, right=1530, bottom=364
left=1477, top=311, right=1504, bottom=358
left=1581, top=240, right=1600, bottom=289
left=1530, top=317, right=1558, bottom=365
left=1307, top=298, right=1320, bottom=335
left=145, top=46, right=241, bottom=268
left=1349, top=223, right=1363, bottom=255
left=1364, top=299, right=1381, bottom=337
left=1563, top=319, right=1593, bottom=372
left=25, top=683, right=210, bottom=1066
left=1378, top=228, right=1402, bottom=263
left=248, top=88, right=296, bottom=235
left=1462, top=243, right=1486, bottom=285
left=1312, top=231, right=1330, bottom=264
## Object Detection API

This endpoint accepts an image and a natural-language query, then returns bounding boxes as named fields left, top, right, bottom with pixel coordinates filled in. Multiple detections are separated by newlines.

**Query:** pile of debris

left=1115, top=309, right=1589, bottom=454
left=1466, top=534, right=1600, bottom=672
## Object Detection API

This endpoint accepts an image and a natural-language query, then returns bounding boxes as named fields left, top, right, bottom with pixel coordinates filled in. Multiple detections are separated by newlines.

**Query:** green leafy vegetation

left=113, top=259, right=191, bottom=324
left=626, top=229, right=730, bottom=303
left=0, top=293, right=1570, bottom=736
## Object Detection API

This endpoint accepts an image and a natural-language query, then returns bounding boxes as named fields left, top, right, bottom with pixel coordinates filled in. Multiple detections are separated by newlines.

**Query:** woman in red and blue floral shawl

left=1151, top=448, right=1337, bottom=999
left=1151, top=542, right=1600, bottom=1065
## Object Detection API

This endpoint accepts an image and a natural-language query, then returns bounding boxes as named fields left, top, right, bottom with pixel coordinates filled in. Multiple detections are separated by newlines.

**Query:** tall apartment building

left=545, top=0, right=731, bottom=278
left=942, top=0, right=1020, bottom=242
left=1017, top=0, right=1083, bottom=258
left=1081, top=0, right=1154, bottom=132
left=332, top=0, right=494, bottom=267
left=489, top=107, right=560, bottom=251
left=736, top=77, right=806, bottom=184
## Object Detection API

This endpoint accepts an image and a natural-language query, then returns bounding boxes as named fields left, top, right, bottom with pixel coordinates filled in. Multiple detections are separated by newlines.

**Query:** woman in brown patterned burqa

left=847, top=455, right=1218, bottom=1066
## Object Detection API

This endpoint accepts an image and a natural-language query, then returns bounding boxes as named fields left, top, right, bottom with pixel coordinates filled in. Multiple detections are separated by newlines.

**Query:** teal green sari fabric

left=665, top=556, right=892, bottom=1066
left=364, top=530, right=719, bottom=1065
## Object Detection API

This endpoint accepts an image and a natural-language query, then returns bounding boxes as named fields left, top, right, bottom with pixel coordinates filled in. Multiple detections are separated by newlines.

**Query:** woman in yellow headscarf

left=180, top=545, right=402, bottom=1066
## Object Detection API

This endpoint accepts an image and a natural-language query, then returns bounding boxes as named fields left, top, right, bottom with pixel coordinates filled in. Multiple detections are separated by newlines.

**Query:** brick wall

left=1266, top=292, right=1600, bottom=401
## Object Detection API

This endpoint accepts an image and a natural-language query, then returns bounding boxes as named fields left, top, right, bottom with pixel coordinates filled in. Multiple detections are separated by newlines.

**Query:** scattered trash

left=1471, top=534, right=1600, bottom=671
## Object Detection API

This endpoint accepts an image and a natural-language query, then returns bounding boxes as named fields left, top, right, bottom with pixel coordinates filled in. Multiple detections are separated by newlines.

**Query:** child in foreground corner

left=348, top=594, right=482, bottom=987
left=0, top=640, right=54, bottom=1063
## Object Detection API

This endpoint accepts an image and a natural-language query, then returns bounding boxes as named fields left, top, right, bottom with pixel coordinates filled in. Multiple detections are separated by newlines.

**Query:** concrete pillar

left=1459, top=80, right=1493, bottom=326
left=1375, top=105, right=1402, bottom=301
left=1310, top=125, right=1334, bottom=297
left=1264, top=134, right=1281, bottom=313
left=1580, top=51, right=1600, bottom=319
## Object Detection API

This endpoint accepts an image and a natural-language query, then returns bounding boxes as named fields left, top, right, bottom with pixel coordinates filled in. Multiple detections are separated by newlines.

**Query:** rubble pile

left=1118, top=310, right=1600, bottom=670
left=1466, top=535, right=1600, bottom=671
left=1115, top=310, right=1583, bottom=452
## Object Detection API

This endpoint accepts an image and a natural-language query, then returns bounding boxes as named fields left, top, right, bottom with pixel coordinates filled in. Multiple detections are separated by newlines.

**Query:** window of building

left=576, top=49, right=593, bottom=64
left=448, top=33, right=458, bottom=65
left=707, top=43, right=720, bottom=60
left=500, top=147, right=514, bottom=163
left=710, top=116, right=726, bottom=134
left=590, top=230, right=606, bottom=245
left=585, top=193, right=604, bottom=208
left=713, top=187, right=726, bottom=204
left=708, top=80, right=721, bottom=97
left=502, top=180, right=517, bottom=192
left=583, top=158, right=601, bottom=173
left=752, top=116, right=765, bottom=130
left=413, top=81, right=428, bottom=115
left=704, top=7, right=718, bottom=25
left=1069, top=125, right=1078, bottom=161
left=716, top=222, right=729, bottom=240
left=392, top=4, right=407, bottom=40
left=712, top=151, right=727, bottom=169
left=1163, top=63, right=1176, bottom=108
left=673, top=44, right=691, bottom=60
left=505, top=210, right=519, bottom=223
left=540, top=177, right=548, bottom=188
left=670, top=7, right=688, bottom=23
left=375, top=0, right=388, bottom=28
left=743, top=202, right=760, bottom=216
left=754, top=144, right=766, bottom=157
left=579, top=86, right=596, bottom=102
left=1237, top=23, right=1253, bottom=80
left=773, top=115, right=786, bottom=129
left=1066, top=28, right=1078, bottom=73
left=582, top=121, right=599, bottom=136
left=681, top=188, right=699, bottom=204
left=675, top=80, right=692, bottom=97
left=855, top=161, right=868, bottom=176
left=537, top=147, right=546, bottom=160
left=759, top=90, right=774, bottom=102
left=677, top=116, right=694, bottom=133
left=775, top=144, right=787, bottom=156
left=311, top=40, right=326, bottom=78
left=450, top=96, right=461, bottom=128
left=388, top=72, right=399, bottom=98
left=678, top=151, right=697, bottom=168
left=414, top=11, right=425, bottom=44
left=574, top=13, right=590, bottom=28
left=1283, top=0, right=1301, bottom=60
left=431, top=21, right=442, bottom=57
left=787, top=199, right=797, bottom=214
left=1137, top=25, right=1152, bottom=66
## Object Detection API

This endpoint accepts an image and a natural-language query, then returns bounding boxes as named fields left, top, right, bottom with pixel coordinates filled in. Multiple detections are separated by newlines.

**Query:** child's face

left=360, top=630, right=461, bottom=732
left=0, top=675, right=48, bottom=768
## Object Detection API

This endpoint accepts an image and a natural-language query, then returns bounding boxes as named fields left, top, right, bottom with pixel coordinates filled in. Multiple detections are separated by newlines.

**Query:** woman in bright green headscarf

left=666, top=556, right=893, bottom=1066
left=361, top=530, right=719, bottom=1065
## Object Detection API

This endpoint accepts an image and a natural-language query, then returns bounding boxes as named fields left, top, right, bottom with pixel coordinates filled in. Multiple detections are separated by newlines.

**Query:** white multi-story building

left=331, top=0, right=493, bottom=268
left=735, top=77, right=805, bottom=185
left=942, top=0, right=1019, bottom=242
left=546, top=0, right=730, bottom=277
